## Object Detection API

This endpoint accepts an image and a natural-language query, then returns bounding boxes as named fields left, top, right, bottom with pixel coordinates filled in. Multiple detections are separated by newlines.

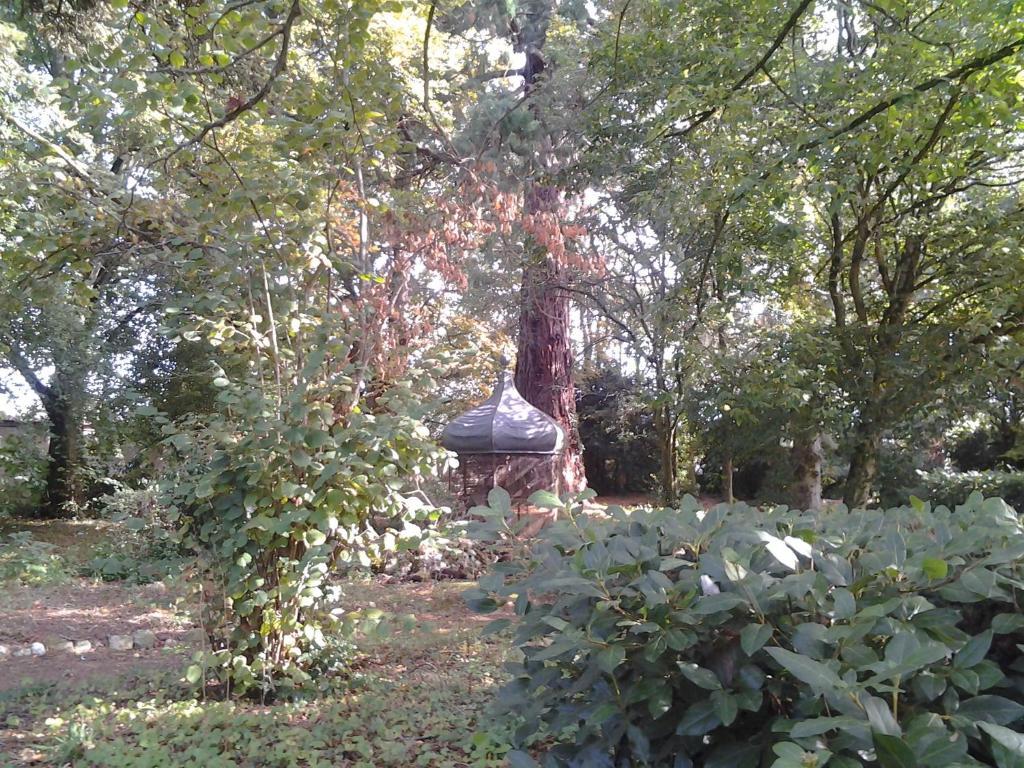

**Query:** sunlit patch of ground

left=0, top=578, right=515, bottom=767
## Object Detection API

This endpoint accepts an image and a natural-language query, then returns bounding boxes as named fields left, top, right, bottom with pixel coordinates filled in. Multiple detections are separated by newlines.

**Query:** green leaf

left=922, top=558, right=948, bottom=579
left=862, top=696, right=900, bottom=736
left=957, top=695, right=1024, bottom=725
left=678, top=662, right=722, bottom=690
left=712, top=690, right=738, bottom=726
left=527, top=490, right=562, bottom=509
left=765, top=647, right=845, bottom=692
left=648, top=684, right=673, bottom=719
left=832, top=587, right=856, bottom=619
left=185, top=664, right=203, bottom=685
left=487, top=487, right=512, bottom=515
left=992, top=615, right=1024, bottom=635
left=873, top=733, right=917, bottom=768
left=773, top=742, right=807, bottom=762
left=506, top=750, right=540, bottom=768
left=596, top=645, right=626, bottom=674
left=676, top=701, right=721, bottom=736
left=741, top=623, right=773, bottom=655
left=790, top=716, right=864, bottom=738
left=978, top=723, right=1024, bottom=768
left=956, top=630, right=993, bottom=669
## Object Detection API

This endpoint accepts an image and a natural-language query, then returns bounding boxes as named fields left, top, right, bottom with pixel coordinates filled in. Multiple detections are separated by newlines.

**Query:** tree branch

left=665, top=0, right=816, bottom=139
left=160, top=0, right=301, bottom=165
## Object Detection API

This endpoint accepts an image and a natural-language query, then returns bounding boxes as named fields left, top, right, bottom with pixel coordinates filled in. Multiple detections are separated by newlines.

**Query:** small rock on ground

left=132, top=630, right=158, bottom=649
left=30, top=642, right=46, bottom=656
left=108, top=634, right=134, bottom=651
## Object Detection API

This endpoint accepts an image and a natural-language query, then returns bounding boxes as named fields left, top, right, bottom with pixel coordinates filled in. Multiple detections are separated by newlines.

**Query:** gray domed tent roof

left=442, top=372, right=565, bottom=455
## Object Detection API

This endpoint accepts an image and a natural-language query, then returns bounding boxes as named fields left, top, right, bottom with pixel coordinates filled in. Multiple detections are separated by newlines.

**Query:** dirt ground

left=0, top=576, right=508, bottom=693
left=0, top=581, right=198, bottom=692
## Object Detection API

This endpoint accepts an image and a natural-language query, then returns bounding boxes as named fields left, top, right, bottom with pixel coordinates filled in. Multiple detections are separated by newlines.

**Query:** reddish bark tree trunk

left=515, top=255, right=587, bottom=493
left=510, top=11, right=586, bottom=495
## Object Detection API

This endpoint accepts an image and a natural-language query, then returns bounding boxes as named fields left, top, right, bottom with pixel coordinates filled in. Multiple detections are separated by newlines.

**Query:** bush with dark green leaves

left=468, top=490, right=1024, bottom=768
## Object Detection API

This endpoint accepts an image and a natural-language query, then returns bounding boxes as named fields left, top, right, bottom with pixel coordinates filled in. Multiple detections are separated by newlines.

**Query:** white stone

left=30, top=642, right=46, bottom=656
left=72, top=640, right=93, bottom=654
left=132, top=630, right=157, bottom=649
left=0, top=644, right=9, bottom=658
left=108, top=634, right=134, bottom=651
left=13, top=648, right=31, bottom=657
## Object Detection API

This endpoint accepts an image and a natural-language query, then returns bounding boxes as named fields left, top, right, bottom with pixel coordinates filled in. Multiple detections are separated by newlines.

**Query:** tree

left=0, top=18, right=176, bottom=516
left=574, top=0, right=1024, bottom=505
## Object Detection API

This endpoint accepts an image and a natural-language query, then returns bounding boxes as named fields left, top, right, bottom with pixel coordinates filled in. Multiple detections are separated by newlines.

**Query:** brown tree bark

left=791, top=432, right=823, bottom=510
left=511, top=11, right=587, bottom=495
left=657, top=404, right=677, bottom=504
left=39, top=394, right=82, bottom=518
left=722, top=454, right=735, bottom=503
left=515, top=210, right=587, bottom=493
left=844, top=417, right=882, bottom=508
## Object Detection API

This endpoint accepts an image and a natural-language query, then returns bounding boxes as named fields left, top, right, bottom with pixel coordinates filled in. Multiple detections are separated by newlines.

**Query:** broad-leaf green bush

left=163, top=349, right=449, bottom=697
left=469, top=492, right=1024, bottom=767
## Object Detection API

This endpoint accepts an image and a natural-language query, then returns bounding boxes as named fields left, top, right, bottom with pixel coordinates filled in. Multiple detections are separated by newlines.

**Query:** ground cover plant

left=469, top=492, right=1024, bottom=767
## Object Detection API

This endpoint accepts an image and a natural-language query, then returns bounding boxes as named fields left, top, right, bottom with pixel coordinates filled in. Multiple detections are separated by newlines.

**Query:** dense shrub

left=576, top=367, right=661, bottom=496
left=83, top=486, right=184, bottom=583
left=0, top=426, right=47, bottom=516
left=468, top=492, right=1024, bottom=767
left=907, top=470, right=1024, bottom=514
left=0, top=531, right=69, bottom=584
left=163, top=355, right=449, bottom=697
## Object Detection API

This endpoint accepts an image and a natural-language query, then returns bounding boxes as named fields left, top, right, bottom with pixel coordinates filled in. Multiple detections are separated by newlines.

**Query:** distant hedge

left=468, top=491, right=1024, bottom=768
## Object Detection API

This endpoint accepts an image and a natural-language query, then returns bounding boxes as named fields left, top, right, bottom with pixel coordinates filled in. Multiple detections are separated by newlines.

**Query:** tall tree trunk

left=515, top=220, right=587, bottom=493
left=657, top=404, right=676, bottom=504
left=6, top=349, right=84, bottom=518
left=844, top=419, right=882, bottom=508
left=40, top=394, right=81, bottom=518
left=510, top=2, right=586, bottom=495
left=722, top=454, right=734, bottom=503
left=791, top=432, right=823, bottom=510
